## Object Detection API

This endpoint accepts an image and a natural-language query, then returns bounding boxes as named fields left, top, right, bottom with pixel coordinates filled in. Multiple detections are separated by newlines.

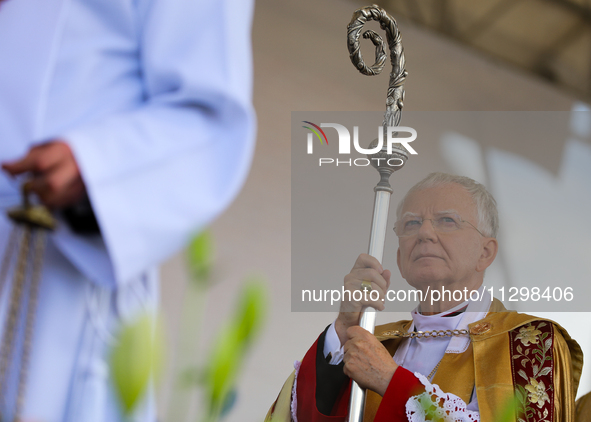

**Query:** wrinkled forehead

left=400, top=183, right=478, bottom=220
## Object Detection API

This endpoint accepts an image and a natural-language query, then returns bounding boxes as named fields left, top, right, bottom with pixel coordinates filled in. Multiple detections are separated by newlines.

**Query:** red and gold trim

left=509, top=321, right=554, bottom=422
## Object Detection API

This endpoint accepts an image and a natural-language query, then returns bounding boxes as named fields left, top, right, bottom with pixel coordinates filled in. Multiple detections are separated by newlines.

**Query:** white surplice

left=0, top=0, right=256, bottom=420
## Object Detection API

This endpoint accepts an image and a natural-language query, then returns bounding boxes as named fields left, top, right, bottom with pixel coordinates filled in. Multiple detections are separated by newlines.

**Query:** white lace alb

left=405, top=372, right=479, bottom=422
left=290, top=360, right=301, bottom=422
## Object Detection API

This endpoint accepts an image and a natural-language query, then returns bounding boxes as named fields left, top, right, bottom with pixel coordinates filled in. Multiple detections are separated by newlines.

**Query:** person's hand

left=2, top=141, right=86, bottom=209
left=335, top=253, right=391, bottom=346
left=343, top=325, right=398, bottom=396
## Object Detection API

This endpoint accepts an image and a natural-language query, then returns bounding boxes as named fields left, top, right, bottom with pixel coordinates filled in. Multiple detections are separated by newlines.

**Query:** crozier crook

left=347, top=4, right=407, bottom=129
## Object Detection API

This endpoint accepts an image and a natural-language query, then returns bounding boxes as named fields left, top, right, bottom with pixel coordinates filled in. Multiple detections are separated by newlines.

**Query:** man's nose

left=417, top=219, right=438, bottom=242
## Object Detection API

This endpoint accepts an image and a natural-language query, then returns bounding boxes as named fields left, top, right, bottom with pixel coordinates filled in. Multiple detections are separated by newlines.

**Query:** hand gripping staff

left=346, top=5, right=409, bottom=422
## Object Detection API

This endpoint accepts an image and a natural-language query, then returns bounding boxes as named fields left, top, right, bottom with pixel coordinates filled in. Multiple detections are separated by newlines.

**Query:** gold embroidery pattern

left=510, top=322, right=554, bottom=422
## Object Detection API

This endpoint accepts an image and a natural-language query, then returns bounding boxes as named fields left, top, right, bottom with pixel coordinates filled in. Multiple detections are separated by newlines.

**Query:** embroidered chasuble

left=265, top=298, right=582, bottom=422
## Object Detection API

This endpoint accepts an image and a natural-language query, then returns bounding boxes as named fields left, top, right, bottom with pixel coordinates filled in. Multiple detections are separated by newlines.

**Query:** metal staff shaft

left=346, top=5, right=408, bottom=421
left=348, top=186, right=393, bottom=422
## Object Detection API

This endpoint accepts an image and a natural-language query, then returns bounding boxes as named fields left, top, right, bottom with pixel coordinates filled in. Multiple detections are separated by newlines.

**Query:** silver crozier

left=346, top=5, right=409, bottom=422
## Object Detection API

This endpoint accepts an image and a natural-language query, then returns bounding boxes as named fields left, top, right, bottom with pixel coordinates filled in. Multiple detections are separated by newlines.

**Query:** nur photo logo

left=302, top=121, right=417, bottom=167
left=302, top=121, right=329, bottom=152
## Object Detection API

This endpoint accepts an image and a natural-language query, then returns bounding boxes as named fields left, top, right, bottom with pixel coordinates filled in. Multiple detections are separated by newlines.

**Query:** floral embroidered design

left=515, top=325, right=542, bottom=346
left=524, top=378, right=550, bottom=408
left=510, top=322, right=554, bottom=422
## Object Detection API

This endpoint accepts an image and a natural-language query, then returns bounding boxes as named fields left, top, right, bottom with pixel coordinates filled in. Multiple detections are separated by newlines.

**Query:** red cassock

left=295, top=334, right=425, bottom=422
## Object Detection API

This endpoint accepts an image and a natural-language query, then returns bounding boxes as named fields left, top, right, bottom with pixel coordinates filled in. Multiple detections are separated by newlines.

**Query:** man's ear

left=476, top=237, right=498, bottom=272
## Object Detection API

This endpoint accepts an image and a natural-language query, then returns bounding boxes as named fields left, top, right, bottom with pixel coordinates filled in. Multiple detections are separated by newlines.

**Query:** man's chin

left=405, top=271, right=448, bottom=290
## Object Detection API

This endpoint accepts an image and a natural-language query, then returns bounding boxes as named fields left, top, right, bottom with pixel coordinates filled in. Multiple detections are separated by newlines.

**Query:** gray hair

left=395, top=172, right=499, bottom=238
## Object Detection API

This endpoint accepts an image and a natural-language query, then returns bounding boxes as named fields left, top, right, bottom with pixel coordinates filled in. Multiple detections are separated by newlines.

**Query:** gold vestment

left=575, top=392, right=591, bottom=422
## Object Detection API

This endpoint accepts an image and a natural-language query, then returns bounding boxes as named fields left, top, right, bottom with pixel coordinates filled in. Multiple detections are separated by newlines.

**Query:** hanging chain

left=0, top=228, right=18, bottom=297
left=380, top=328, right=469, bottom=339
left=0, top=226, right=31, bottom=412
left=381, top=328, right=469, bottom=382
left=1, top=184, right=55, bottom=422
left=15, top=230, right=46, bottom=418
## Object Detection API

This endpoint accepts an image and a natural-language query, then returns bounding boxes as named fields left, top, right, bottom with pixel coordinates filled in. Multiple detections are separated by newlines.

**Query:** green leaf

left=498, top=396, right=519, bottom=422
left=515, top=385, right=525, bottom=402
left=233, top=278, right=268, bottom=348
left=516, top=384, right=529, bottom=405
left=186, top=230, right=213, bottom=286
left=204, top=326, right=242, bottom=413
left=110, top=314, right=165, bottom=414
left=544, top=338, right=552, bottom=352
left=203, top=278, right=268, bottom=420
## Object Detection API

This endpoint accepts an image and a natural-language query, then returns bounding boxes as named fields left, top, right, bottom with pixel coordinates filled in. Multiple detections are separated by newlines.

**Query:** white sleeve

left=406, top=372, right=480, bottom=422
left=323, top=321, right=345, bottom=365
left=53, top=0, right=256, bottom=287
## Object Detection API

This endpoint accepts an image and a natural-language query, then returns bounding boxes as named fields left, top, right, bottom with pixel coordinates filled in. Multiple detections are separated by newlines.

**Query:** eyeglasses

left=394, top=213, right=485, bottom=237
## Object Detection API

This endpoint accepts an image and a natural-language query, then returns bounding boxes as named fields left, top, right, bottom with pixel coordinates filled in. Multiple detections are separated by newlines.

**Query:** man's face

left=396, top=183, right=494, bottom=291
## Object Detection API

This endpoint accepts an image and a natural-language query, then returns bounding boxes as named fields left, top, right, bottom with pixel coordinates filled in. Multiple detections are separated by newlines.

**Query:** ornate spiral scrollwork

left=347, top=4, right=407, bottom=129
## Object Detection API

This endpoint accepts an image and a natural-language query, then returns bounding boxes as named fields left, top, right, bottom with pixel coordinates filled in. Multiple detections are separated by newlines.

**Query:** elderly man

left=266, top=173, right=583, bottom=422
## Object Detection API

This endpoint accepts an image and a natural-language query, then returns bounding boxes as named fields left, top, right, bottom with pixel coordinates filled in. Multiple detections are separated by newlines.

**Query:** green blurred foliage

left=203, top=278, right=268, bottom=420
left=415, top=385, right=518, bottom=422
left=234, top=278, right=267, bottom=348
left=110, top=313, right=165, bottom=415
left=498, top=395, right=519, bottom=422
left=111, top=229, right=269, bottom=422
left=187, top=230, right=213, bottom=286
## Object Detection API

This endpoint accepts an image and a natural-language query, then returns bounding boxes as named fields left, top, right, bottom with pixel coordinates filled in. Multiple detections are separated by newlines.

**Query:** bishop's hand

left=335, top=253, right=391, bottom=346
left=2, top=141, right=86, bottom=209
left=343, top=325, right=398, bottom=396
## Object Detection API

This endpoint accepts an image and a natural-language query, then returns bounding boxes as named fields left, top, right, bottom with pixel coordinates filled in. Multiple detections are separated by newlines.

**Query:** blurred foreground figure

left=267, top=173, right=583, bottom=422
left=0, top=0, right=256, bottom=420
